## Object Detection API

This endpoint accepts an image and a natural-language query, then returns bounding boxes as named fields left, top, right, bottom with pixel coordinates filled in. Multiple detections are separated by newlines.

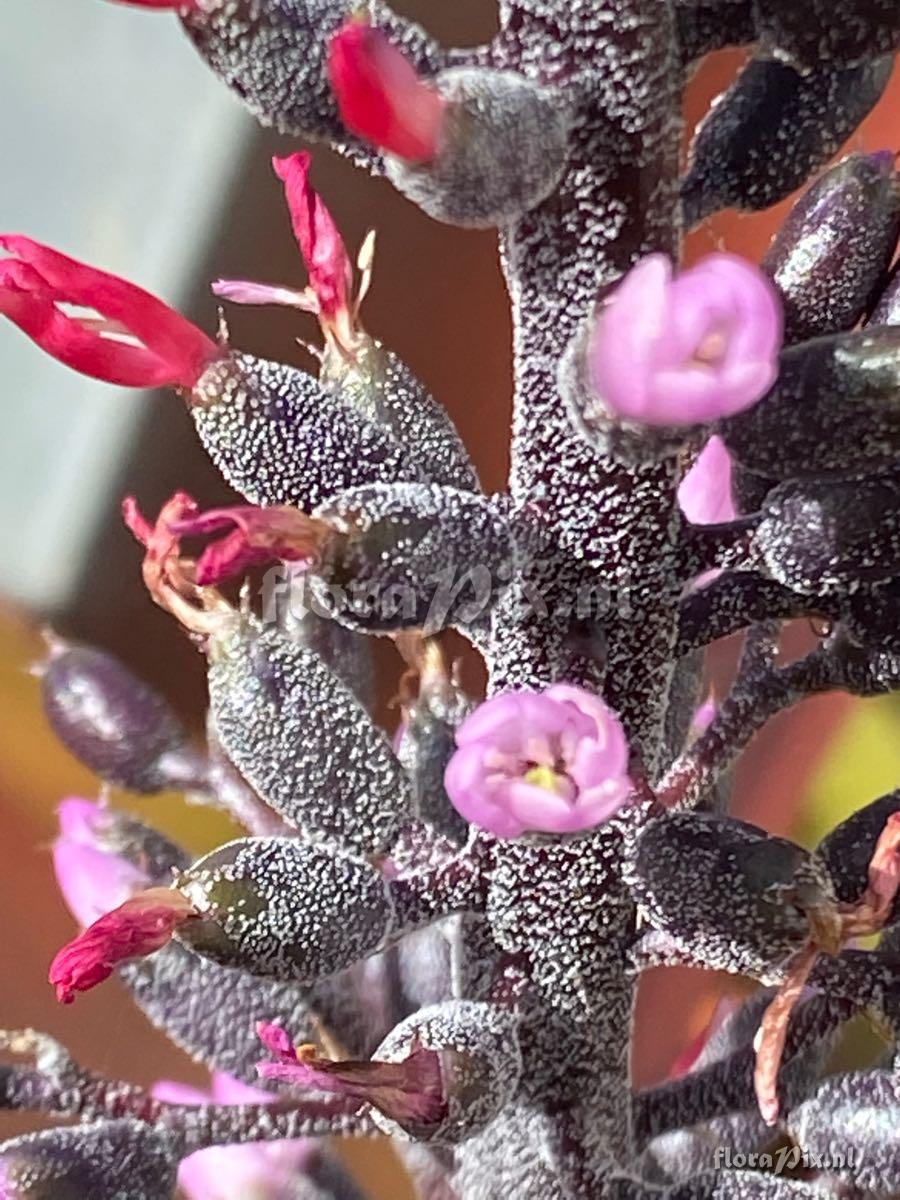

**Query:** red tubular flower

left=256, top=1022, right=446, bottom=1129
left=328, top=18, right=446, bottom=163
left=171, top=503, right=331, bottom=586
left=273, top=153, right=352, bottom=320
left=0, top=236, right=217, bottom=388
left=49, top=886, right=196, bottom=1004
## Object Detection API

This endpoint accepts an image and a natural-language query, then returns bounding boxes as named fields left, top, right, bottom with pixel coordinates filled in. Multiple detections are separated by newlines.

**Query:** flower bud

left=762, top=152, right=900, bottom=344
left=176, top=837, right=396, bottom=984
left=756, top=471, right=900, bottom=593
left=0, top=1120, right=177, bottom=1200
left=38, top=637, right=194, bottom=792
left=720, top=327, right=900, bottom=481
left=623, top=812, right=835, bottom=977
left=682, top=55, right=893, bottom=226
left=312, top=483, right=514, bottom=634
left=206, top=620, right=412, bottom=852
left=382, top=67, right=572, bottom=229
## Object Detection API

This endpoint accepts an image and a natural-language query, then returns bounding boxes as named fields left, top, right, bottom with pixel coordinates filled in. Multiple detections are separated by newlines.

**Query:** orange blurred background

left=1, top=10, right=899, bottom=1195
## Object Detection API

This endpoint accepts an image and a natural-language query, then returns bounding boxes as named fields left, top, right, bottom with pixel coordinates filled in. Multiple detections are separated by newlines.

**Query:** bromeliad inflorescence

left=2, top=1, right=900, bottom=1198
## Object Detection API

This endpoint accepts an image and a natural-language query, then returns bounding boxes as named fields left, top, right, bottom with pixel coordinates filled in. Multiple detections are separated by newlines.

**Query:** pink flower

left=444, top=685, right=633, bottom=839
left=588, top=253, right=783, bottom=427
left=257, top=1022, right=446, bottom=1131
left=49, top=886, right=196, bottom=1004
left=678, top=436, right=737, bottom=525
left=170, top=503, right=329, bottom=586
left=52, top=798, right=150, bottom=928
left=152, top=1072, right=315, bottom=1200
left=328, top=18, right=446, bottom=163
left=0, top=236, right=216, bottom=388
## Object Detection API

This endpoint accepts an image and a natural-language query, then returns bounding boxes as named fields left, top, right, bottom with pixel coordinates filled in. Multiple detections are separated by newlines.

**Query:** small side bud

left=762, top=152, right=900, bottom=344
left=756, top=471, right=900, bottom=593
left=175, top=838, right=396, bottom=984
left=38, top=636, right=195, bottom=792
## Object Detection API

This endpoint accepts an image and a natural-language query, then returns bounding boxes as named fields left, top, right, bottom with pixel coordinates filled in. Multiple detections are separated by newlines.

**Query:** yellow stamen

left=523, top=765, right=566, bottom=794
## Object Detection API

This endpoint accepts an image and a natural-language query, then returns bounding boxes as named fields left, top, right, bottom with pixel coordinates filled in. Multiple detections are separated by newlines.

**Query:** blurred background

left=0, top=2, right=899, bottom=1195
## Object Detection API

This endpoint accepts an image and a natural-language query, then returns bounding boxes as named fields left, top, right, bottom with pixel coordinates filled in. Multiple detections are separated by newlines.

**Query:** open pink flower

left=328, top=17, right=446, bottom=163
left=257, top=1022, right=445, bottom=1130
left=444, top=685, right=633, bottom=839
left=0, top=236, right=216, bottom=388
left=49, top=886, right=196, bottom=1004
left=152, top=1072, right=315, bottom=1200
left=678, top=436, right=737, bottom=526
left=53, top=798, right=150, bottom=929
left=589, top=253, right=783, bottom=427
left=171, top=503, right=330, bottom=586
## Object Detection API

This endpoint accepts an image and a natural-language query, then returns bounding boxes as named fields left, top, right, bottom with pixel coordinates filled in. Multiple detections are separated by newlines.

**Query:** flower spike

left=328, top=18, right=446, bottom=163
left=256, top=1022, right=446, bottom=1130
left=49, top=886, right=197, bottom=1004
left=171, top=502, right=333, bottom=586
left=0, top=236, right=216, bottom=388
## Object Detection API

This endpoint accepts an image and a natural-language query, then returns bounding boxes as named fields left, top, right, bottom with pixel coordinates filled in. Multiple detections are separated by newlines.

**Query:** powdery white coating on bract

left=191, top=352, right=425, bottom=510
left=0, top=1120, right=178, bottom=1200
left=368, top=1000, right=522, bottom=1144
left=622, top=812, right=836, bottom=980
left=314, top=483, right=515, bottom=635
left=320, top=342, right=480, bottom=494
left=206, top=619, right=412, bottom=853
left=176, top=836, right=396, bottom=984
left=385, top=68, right=572, bottom=229
left=754, top=0, right=900, bottom=71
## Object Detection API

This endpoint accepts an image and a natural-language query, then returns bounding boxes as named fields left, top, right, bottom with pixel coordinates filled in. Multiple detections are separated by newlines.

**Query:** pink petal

left=678, top=436, right=736, bottom=525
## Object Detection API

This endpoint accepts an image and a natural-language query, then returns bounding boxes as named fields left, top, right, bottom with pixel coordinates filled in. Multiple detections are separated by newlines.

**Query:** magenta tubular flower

left=49, top=887, right=196, bottom=1004
left=152, top=1072, right=315, bottom=1200
left=678, top=435, right=737, bottom=525
left=53, top=798, right=150, bottom=929
left=588, top=253, right=783, bottom=427
left=0, top=236, right=217, bottom=388
left=170, top=502, right=330, bottom=586
left=257, top=1022, right=446, bottom=1130
left=444, top=685, right=633, bottom=839
left=328, top=17, right=446, bottom=163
